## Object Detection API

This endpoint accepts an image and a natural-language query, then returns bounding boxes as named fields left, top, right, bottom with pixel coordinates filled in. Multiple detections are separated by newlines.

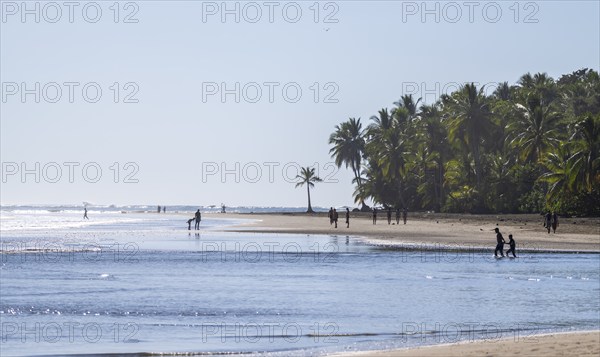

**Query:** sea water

left=1, top=208, right=599, bottom=356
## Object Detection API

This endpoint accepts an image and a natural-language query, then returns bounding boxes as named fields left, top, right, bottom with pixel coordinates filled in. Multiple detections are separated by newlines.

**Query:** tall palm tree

left=443, top=83, right=494, bottom=188
left=295, top=167, right=322, bottom=213
left=328, top=118, right=365, bottom=188
left=393, top=94, right=421, bottom=133
left=570, top=114, right=600, bottom=191
left=540, top=145, right=578, bottom=205
left=367, top=108, right=394, bottom=142
left=508, top=94, right=561, bottom=163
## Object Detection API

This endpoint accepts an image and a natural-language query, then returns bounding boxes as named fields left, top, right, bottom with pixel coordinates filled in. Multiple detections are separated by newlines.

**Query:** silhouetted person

left=83, top=207, right=89, bottom=220
left=494, top=228, right=505, bottom=257
left=395, top=208, right=400, bottom=225
left=158, top=205, right=161, bottom=213
left=387, top=208, right=392, bottom=225
left=372, top=208, right=377, bottom=225
left=333, top=209, right=339, bottom=228
left=221, top=204, right=226, bottom=213
left=345, top=208, right=350, bottom=228
left=163, top=206, right=166, bottom=213
left=403, top=208, right=408, bottom=225
left=187, top=218, right=194, bottom=230
left=194, top=209, right=201, bottom=230
left=544, top=212, right=552, bottom=234
left=506, top=234, right=517, bottom=258
left=552, top=212, right=559, bottom=233
left=328, top=207, right=334, bottom=225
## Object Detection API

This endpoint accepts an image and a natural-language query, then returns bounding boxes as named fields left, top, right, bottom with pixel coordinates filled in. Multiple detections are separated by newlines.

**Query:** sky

left=1, top=0, right=599, bottom=208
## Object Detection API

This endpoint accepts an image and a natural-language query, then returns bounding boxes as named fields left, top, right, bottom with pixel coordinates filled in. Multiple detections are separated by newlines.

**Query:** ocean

left=1, top=206, right=599, bottom=356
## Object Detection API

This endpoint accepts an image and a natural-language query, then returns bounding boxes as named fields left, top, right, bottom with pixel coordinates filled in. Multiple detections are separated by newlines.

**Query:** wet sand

left=218, top=212, right=600, bottom=252
left=334, top=330, right=600, bottom=357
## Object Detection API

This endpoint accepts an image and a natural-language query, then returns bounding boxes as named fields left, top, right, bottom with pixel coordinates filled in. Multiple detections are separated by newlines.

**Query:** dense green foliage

left=328, top=69, right=600, bottom=216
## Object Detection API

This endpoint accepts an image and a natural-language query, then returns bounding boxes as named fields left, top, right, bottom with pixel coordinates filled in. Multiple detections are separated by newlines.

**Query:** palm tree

left=570, top=114, right=600, bottom=191
left=328, top=118, right=365, bottom=189
left=508, top=94, right=561, bottom=163
left=393, top=94, right=421, bottom=133
left=443, top=83, right=494, bottom=188
left=295, top=167, right=322, bottom=213
left=540, top=145, right=579, bottom=205
left=367, top=108, right=394, bottom=142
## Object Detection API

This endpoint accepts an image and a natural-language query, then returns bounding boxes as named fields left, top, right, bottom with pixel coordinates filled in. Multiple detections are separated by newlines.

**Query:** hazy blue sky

left=1, top=0, right=598, bottom=207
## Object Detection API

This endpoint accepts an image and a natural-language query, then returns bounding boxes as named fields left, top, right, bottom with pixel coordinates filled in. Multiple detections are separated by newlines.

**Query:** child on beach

left=506, top=234, right=517, bottom=257
left=187, top=218, right=195, bottom=230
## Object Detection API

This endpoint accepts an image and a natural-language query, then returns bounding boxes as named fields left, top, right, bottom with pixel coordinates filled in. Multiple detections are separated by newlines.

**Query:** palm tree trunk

left=307, top=185, right=313, bottom=213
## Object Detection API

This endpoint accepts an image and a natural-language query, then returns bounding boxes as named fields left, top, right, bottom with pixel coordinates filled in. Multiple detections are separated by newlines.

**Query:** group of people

left=493, top=227, right=517, bottom=258
left=372, top=207, right=407, bottom=225
left=157, top=205, right=166, bottom=213
left=328, top=207, right=350, bottom=228
left=186, top=209, right=202, bottom=230
left=544, top=211, right=559, bottom=234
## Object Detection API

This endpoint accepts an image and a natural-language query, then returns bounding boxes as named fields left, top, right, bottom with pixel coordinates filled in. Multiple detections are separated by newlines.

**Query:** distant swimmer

left=494, top=227, right=505, bottom=257
left=506, top=234, right=517, bottom=258
left=83, top=207, right=89, bottom=220
left=187, top=218, right=195, bottom=230
left=194, top=209, right=201, bottom=230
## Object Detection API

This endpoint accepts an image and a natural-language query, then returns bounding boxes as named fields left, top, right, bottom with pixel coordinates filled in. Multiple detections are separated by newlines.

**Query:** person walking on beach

left=328, top=207, right=334, bottom=225
left=163, top=206, right=166, bottom=213
left=345, top=208, right=350, bottom=228
left=187, top=218, right=194, bottom=230
left=387, top=208, right=392, bottom=225
left=506, top=234, right=517, bottom=258
left=494, top=228, right=505, bottom=257
left=402, top=208, right=408, bottom=225
left=333, top=208, right=339, bottom=228
left=544, top=211, right=552, bottom=234
left=552, top=212, right=559, bottom=233
left=395, top=208, right=400, bottom=225
left=158, top=205, right=161, bottom=213
left=194, top=209, right=201, bottom=230
left=83, top=207, right=89, bottom=220
left=372, top=208, right=377, bottom=225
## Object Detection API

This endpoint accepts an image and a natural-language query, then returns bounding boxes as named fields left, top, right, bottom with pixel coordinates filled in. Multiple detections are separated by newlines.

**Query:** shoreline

left=214, top=212, right=600, bottom=253
left=331, top=330, right=600, bottom=357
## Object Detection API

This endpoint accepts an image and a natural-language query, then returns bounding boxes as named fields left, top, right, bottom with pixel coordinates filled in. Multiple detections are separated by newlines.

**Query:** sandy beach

left=334, top=331, right=600, bottom=357
left=218, top=212, right=600, bottom=253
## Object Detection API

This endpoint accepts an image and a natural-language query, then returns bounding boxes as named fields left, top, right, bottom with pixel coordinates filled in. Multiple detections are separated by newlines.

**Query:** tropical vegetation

left=328, top=69, right=600, bottom=216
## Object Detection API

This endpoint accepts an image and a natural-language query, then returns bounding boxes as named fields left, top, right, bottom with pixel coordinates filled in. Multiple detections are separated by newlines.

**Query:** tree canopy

left=329, top=69, right=600, bottom=216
